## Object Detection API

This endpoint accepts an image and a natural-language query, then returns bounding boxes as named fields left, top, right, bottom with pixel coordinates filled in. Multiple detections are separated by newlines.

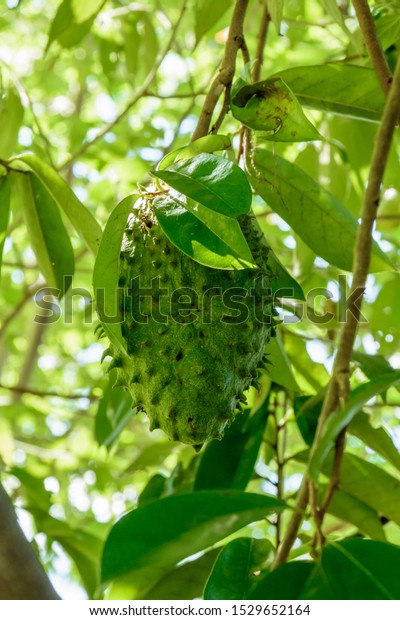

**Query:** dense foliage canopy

left=0, top=0, right=400, bottom=601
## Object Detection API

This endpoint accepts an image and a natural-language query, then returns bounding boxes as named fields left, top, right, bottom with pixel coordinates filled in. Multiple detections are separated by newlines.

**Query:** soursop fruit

left=102, top=194, right=276, bottom=448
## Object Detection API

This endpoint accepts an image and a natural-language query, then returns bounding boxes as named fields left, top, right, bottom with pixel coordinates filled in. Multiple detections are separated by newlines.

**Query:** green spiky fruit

left=104, top=195, right=275, bottom=448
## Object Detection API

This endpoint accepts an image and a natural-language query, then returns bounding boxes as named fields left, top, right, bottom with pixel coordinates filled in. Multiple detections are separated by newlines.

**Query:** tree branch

left=274, top=57, right=400, bottom=567
left=0, top=383, right=98, bottom=401
left=252, top=2, right=271, bottom=83
left=352, top=0, right=392, bottom=94
left=191, top=0, right=249, bottom=141
left=0, top=482, right=60, bottom=599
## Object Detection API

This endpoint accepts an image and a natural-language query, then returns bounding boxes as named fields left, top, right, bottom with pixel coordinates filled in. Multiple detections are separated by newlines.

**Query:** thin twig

left=352, top=0, right=392, bottom=94
left=58, top=0, right=189, bottom=171
left=273, top=58, right=400, bottom=568
left=252, top=2, right=271, bottom=83
left=191, top=0, right=249, bottom=140
left=0, top=383, right=99, bottom=401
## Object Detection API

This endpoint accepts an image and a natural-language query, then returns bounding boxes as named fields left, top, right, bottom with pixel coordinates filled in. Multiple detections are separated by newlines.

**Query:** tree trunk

left=0, top=483, right=60, bottom=600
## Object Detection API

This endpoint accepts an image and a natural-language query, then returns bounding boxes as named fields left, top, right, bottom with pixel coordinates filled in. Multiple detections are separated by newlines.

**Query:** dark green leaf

left=194, top=406, right=268, bottom=491
left=47, top=0, right=105, bottom=50
left=195, top=0, right=232, bottom=44
left=101, top=491, right=286, bottom=583
left=294, top=392, right=324, bottom=445
left=302, top=539, right=400, bottom=599
left=272, top=65, right=385, bottom=121
left=310, top=373, right=400, bottom=481
left=0, top=175, right=11, bottom=280
left=295, top=451, right=400, bottom=526
left=152, top=194, right=256, bottom=269
left=246, top=561, right=315, bottom=599
left=15, top=153, right=102, bottom=255
left=153, top=154, right=252, bottom=218
left=204, top=537, right=274, bottom=600
left=138, top=474, right=167, bottom=507
left=264, top=332, right=300, bottom=391
left=231, top=78, right=320, bottom=141
left=0, top=87, right=24, bottom=158
left=93, top=195, right=137, bottom=355
left=14, top=172, right=75, bottom=296
left=319, top=486, right=386, bottom=541
left=248, top=148, right=391, bottom=271
left=268, top=251, right=305, bottom=300
left=147, top=549, right=220, bottom=600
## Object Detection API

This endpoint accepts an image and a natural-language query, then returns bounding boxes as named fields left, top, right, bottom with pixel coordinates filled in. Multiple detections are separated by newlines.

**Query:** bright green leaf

left=101, top=491, right=286, bottom=583
left=268, top=0, right=284, bottom=34
left=157, top=135, right=232, bottom=171
left=231, top=78, right=321, bottom=142
left=14, top=153, right=102, bottom=255
left=14, top=172, right=75, bottom=296
left=194, top=0, right=232, bottom=45
left=248, top=148, right=391, bottom=272
left=93, top=195, right=137, bottom=355
left=204, top=537, right=274, bottom=599
left=310, top=373, right=400, bottom=481
left=153, top=153, right=252, bottom=218
left=47, top=0, right=105, bottom=50
left=271, top=65, right=385, bottom=121
left=152, top=193, right=256, bottom=269
left=349, top=411, right=400, bottom=471
left=0, top=87, right=24, bottom=159
left=320, top=485, right=386, bottom=541
left=0, top=175, right=11, bottom=280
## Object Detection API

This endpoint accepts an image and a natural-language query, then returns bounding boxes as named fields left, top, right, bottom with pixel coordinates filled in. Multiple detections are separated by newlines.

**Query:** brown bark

left=0, top=483, right=60, bottom=600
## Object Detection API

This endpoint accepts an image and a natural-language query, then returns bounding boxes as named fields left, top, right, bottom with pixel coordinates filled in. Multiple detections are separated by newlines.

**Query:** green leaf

left=47, top=0, right=105, bottom=50
left=302, top=539, right=400, bottom=599
left=95, top=372, right=134, bottom=450
left=264, top=332, right=300, bottom=392
left=194, top=406, right=268, bottom=491
left=93, top=195, right=137, bottom=355
left=268, top=0, right=284, bottom=35
left=204, top=537, right=274, bottom=600
left=138, top=474, right=167, bottom=507
left=294, top=392, right=324, bottom=446
left=309, top=373, right=400, bottom=481
left=194, top=0, right=232, bottom=44
left=11, top=467, right=52, bottom=512
left=268, top=251, right=305, bottom=300
left=14, top=153, right=102, bottom=255
left=248, top=148, right=391, bottom=272
left=147, top=549, right=220, bottom=600
left=101, top=491, right=286, bottom=584
left=0, top=87, right=24, bottom=158
left=152, top=193, right=256, bottom=270
left=157, top=135, right=232, bottom=171
left=319, top=486, right=386, bottom=541
left=0, top=175, right=11, bottom=280
left=349, top=411, right=400, bottom=471
left=231, top=78, right=321, bottom=142
left=246, top=561, right=315, bottom=599
left=271, top=65, right=385, bottom=121
left=14, top=172, right=75, bottom=296
left=153, top=153, right=252, bottom=218
left=295, top=451, right=400, bottom=526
